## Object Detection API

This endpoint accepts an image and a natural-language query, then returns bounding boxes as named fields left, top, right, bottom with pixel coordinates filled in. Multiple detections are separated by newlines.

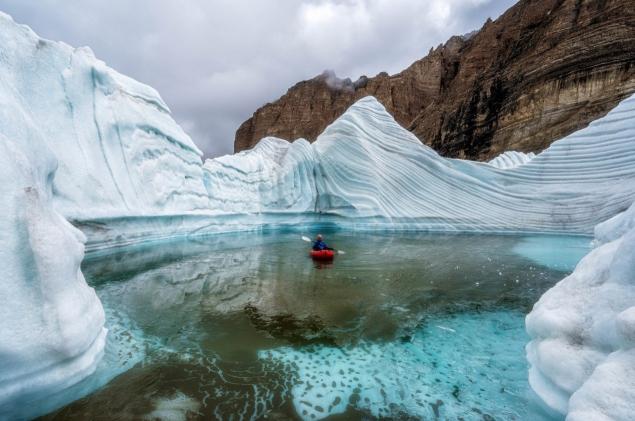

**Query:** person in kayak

left=312, top=234, right=333, bottom=251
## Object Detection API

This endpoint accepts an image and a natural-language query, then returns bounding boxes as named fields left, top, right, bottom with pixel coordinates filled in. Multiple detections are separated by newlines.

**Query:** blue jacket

left=312, top=240, right=329, bottom=251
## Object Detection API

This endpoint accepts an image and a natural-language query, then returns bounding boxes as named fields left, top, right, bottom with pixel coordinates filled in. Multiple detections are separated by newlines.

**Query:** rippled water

left=40, top=231, right=591, bottom=420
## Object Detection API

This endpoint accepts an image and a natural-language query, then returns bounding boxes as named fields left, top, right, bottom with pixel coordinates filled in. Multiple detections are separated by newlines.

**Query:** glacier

left=2, top=8, right=635, bottom=420
left=4, top=0, right=635, bottom=242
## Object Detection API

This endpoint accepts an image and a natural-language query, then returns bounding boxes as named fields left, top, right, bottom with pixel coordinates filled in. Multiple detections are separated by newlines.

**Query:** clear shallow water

left=40, top=231, right=591, bottom=420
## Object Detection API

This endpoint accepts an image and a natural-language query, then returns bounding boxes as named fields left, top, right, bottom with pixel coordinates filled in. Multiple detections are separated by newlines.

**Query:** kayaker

left=312, top=234, right=333, bottom=251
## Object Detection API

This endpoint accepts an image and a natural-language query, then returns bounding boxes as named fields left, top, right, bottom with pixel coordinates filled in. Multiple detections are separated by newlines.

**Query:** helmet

left=316, top=234, right=323, bottom=240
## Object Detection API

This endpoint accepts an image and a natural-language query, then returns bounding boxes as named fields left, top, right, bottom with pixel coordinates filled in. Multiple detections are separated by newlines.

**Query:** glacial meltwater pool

left=40, top=231, right=591, bottom=420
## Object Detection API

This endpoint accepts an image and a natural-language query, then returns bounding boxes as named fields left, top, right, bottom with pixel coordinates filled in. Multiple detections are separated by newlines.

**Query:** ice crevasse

left=2, top=9, right=635, bottom=420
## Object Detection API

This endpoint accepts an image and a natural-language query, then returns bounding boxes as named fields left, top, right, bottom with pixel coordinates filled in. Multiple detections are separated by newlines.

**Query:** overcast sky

left=0, top=0, right=516, bottom=157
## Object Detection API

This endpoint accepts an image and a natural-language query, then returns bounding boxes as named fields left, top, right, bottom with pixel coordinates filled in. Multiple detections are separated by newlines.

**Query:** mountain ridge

left=234, top=0, right=635, bottom=160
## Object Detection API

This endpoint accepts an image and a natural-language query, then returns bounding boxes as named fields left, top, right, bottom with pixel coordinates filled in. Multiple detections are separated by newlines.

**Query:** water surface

left=41, top=231, right=591, bottom=420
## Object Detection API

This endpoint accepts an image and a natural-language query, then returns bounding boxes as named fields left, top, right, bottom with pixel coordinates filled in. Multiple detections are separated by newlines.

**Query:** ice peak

left=317, top=96, right=422, bottom=148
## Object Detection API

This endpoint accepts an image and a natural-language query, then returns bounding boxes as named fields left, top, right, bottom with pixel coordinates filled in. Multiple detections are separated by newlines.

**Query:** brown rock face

left=235, top=0, right=635, bottom=160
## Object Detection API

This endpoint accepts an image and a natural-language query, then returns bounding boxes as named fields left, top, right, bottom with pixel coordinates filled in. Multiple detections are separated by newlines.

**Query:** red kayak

left=310, top=249, right=335, bottom=261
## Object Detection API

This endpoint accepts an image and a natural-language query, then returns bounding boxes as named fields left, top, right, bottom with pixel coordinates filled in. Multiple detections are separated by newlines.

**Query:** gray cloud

left=0, top=0, right=517, bottom=157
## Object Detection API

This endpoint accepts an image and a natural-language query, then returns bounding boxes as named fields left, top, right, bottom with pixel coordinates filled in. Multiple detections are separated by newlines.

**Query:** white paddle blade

left=337, top=250, right=346, bottom=255
left=301, top=236, right=312, bottom=242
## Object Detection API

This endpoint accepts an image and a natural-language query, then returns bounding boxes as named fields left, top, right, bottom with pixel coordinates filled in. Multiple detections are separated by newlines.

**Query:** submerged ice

left=261, top=312, right=549, bottom=421
left=46, top=232, right=577, bottom=420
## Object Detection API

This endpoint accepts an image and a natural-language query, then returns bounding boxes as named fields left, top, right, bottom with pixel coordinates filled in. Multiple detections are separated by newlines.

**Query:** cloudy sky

left=0, top=0, right=516, bottom=157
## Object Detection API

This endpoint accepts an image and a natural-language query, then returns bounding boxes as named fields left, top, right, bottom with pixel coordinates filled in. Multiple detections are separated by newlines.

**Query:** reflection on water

left=40, top=232, right=590, bottom=420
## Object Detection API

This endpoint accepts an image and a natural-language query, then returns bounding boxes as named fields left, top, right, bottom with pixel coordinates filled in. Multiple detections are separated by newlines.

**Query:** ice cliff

left=2, top=9, right=635, bottom=420
left=0, top=12, right=210, bottom=222
left=203, top=137, right=317, bottom=214
left=0, top=49, right=106, bottom=419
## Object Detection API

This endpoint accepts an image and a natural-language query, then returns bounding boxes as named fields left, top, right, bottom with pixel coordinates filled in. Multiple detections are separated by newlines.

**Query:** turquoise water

left=41, top=231, right=591, bottom=420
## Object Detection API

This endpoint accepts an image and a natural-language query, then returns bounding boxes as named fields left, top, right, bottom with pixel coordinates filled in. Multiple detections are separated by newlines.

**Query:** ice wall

left=2, top=8, right=634, bottom=237
left=0, top=81, right=106, bottom=417
left=0, top=12, right=210, bottom=221
left=312, top=97, right=635, bottom=232
left=203, top=95, right=635, bottom=234
left=203, top=137, right=317, bottom=213
left=4, top=0, right=635, bottom=237
left=526, top=202, right=635, bottom=419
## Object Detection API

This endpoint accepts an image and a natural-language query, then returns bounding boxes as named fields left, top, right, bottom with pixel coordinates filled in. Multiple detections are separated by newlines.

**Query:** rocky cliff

left=235, top=0, right=635, bottom=160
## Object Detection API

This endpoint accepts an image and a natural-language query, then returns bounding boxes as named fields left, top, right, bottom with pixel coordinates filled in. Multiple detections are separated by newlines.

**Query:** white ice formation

left=0, top=12, right=210, bottom=222
left=488, top=150, right=536, bottom=169
left=203, top=137, right=317, bottom=214
left=310, top=97, right=635, bottom=231
left=526, top=201, right=635, bottom=419
left=3, top=0, right=634, bottom=237
left=199, top=95, right=635, bottom=235
left=2, top=9, right=635, bottom=420
left=0, top=29, right=106, bottom=417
